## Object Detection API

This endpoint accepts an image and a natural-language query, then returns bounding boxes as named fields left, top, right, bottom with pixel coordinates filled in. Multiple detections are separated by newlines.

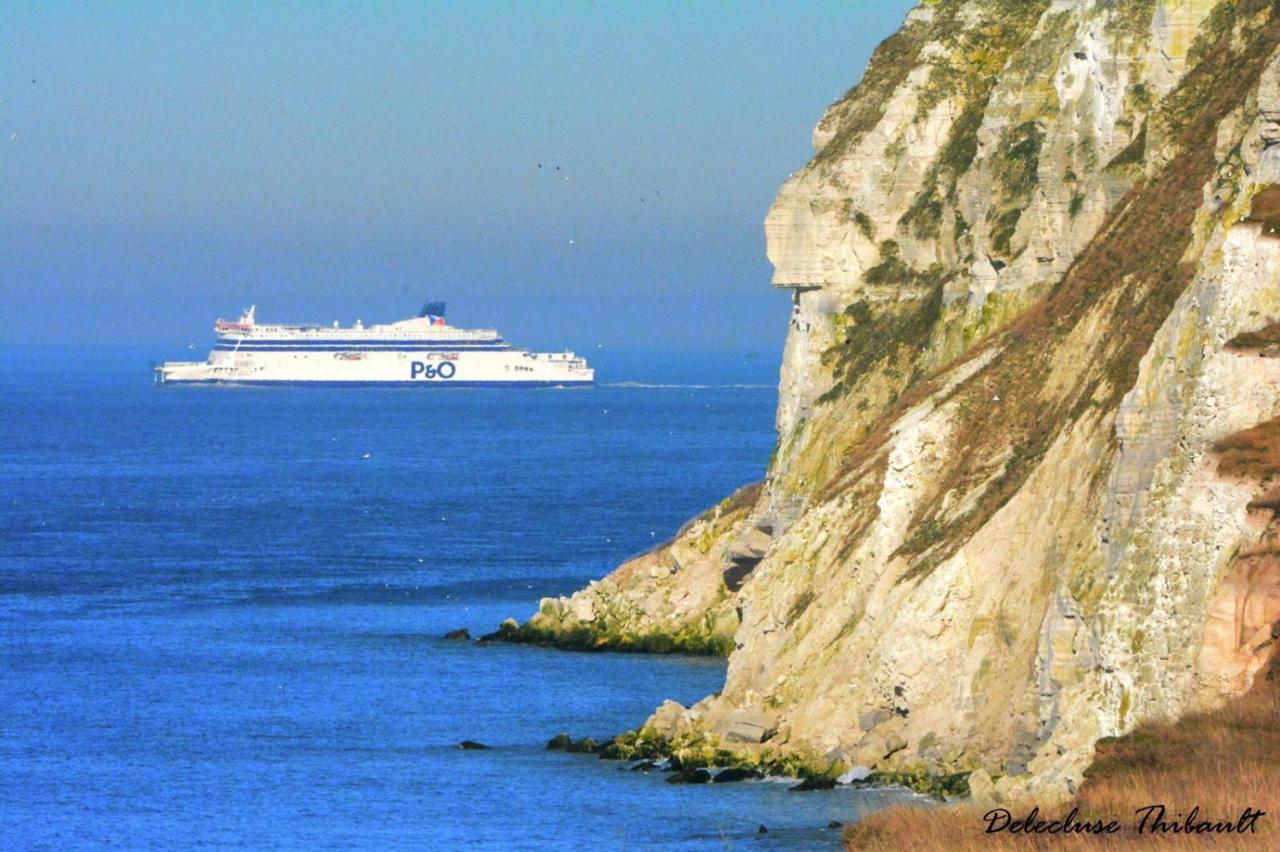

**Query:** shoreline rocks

left=482, top=615, right=734, bottom=657
left=545, top=732, right=604, bottom=753
left=549, top=725, right=970, bottom=798
left=665, top=768, right=711, bottom=784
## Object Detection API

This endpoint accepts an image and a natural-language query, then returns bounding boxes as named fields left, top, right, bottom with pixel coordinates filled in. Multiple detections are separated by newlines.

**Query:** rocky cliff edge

left=501, top=0, right=1280, bottom=802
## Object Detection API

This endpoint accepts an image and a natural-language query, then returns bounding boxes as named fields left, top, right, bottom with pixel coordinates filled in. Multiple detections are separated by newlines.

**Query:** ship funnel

left=418, top=300, right=446, bottom=318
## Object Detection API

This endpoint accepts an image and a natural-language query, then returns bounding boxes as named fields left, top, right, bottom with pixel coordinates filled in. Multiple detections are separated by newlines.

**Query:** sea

left=0, top=347, right=919, bottom=850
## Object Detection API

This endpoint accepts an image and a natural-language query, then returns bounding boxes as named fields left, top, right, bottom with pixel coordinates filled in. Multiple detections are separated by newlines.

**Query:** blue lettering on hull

left=410, top=361, right=457, bottom=379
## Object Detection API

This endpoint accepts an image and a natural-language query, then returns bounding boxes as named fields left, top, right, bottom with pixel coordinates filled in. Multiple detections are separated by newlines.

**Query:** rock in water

left=664, top=768, right=711, bottom=784
left=711, top=767, right=761, bottom=783
left=457, top=740, right=490, bottom=750
left=544, top=732, right=600, bottom=753
left=443, top=628, right=470, bottom=641
left=565, top=736, right=598, bottom=753
left=789, top=776, right=836, bottom=792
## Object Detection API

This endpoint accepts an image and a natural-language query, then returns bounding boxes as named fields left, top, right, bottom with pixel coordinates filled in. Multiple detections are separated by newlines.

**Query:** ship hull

left=157, top=380, right=592, bottom=387
left=156, top=349, right=594, bottom=386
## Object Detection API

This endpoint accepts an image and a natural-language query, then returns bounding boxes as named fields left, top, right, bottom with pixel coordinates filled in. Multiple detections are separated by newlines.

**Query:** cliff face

left=510, top=0, right=1280, bottom=801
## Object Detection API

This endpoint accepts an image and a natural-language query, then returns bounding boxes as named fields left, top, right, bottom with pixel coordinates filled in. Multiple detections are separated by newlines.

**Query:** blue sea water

left=0, top=348, right=917, bottom=850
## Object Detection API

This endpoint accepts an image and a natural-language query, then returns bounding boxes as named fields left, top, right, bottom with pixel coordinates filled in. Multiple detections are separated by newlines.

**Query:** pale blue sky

left=1, top=1, right=914, bottom=355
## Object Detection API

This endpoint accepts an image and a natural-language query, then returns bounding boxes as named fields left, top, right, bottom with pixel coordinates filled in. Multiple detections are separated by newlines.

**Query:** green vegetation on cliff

left=488, top=616, right=735, bottom=657
left=818, top=282, right=945, bottom=406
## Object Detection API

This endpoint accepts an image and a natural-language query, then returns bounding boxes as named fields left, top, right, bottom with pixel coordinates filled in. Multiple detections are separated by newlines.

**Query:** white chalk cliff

left=507, top=0, right=1280, bottom=801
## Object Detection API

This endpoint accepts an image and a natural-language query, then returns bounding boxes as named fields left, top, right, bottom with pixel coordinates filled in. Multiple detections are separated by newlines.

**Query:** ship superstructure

left=156, top=302, right=594, bottom=386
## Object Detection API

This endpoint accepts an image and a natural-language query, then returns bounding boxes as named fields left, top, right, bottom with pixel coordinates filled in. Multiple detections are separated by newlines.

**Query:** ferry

left=155, top=302, right=594, bottom=386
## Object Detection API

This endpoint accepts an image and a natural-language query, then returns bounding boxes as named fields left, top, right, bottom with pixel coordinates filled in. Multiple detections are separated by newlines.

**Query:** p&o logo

left=410, top=361, right=456, bottom=380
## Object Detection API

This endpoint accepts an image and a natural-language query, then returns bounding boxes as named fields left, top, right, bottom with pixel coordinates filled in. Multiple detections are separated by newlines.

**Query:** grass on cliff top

left=844, top=655, right=1280, bottom=850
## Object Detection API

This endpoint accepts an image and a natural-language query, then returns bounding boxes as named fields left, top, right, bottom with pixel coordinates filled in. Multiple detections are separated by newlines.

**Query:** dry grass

left=1214, top=417, right=1280, bottom=508
left=1224, top=321, right=1280, bottom=353
left=1244, top=184, right=1280, bottom=234
left=844, top=656, right=1280, bottom=850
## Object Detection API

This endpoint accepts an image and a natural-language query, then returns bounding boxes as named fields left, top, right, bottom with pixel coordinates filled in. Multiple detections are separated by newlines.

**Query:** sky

left=0, top=1, right=915, bottom=358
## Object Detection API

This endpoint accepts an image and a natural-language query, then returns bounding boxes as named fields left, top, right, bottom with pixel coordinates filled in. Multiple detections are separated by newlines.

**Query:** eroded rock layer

left=509, top=0, right=1280, bottom=800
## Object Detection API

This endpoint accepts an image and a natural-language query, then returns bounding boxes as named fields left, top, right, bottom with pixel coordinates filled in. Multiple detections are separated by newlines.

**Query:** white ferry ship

left=155, top=302, right=594, bottom=387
